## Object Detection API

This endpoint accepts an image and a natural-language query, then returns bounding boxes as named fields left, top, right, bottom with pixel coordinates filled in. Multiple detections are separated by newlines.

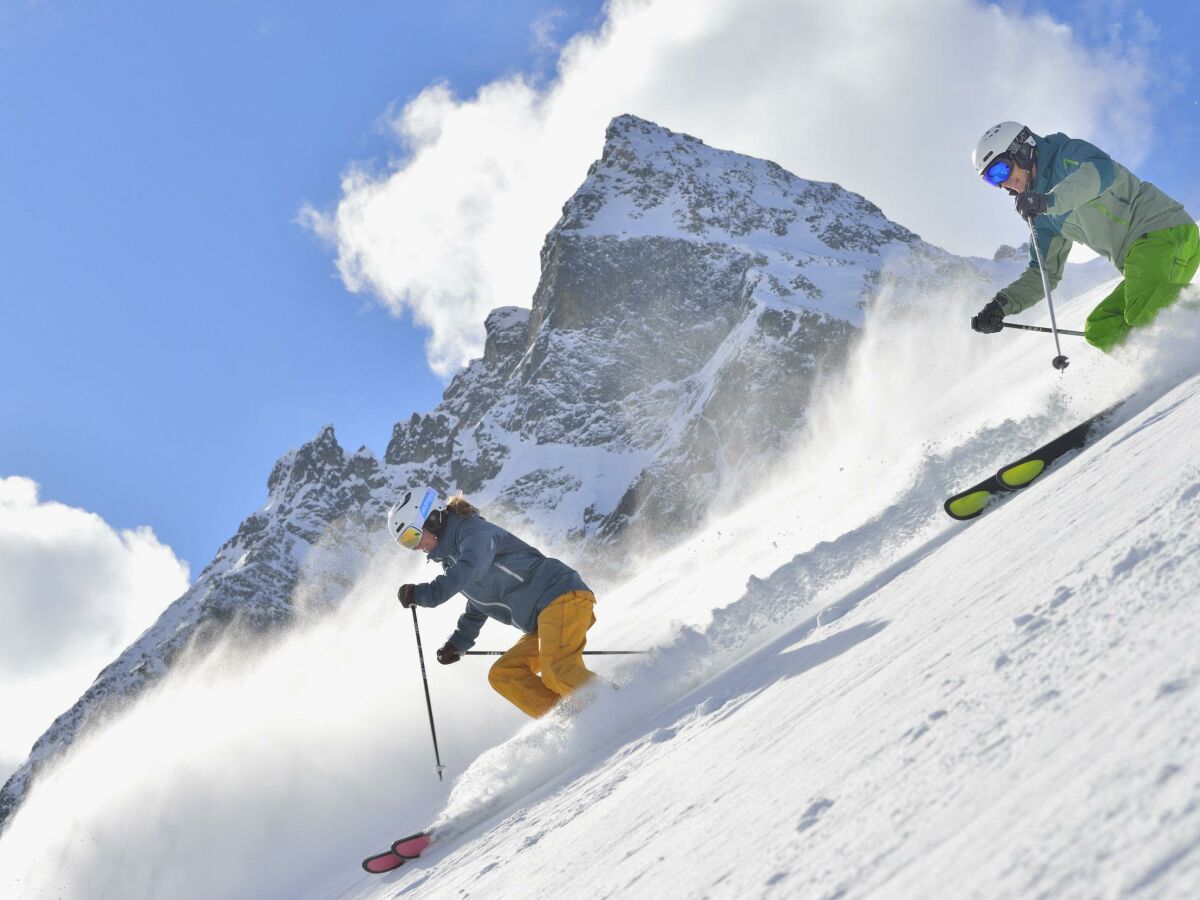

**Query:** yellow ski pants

left=487, top=590, right=596, bottom=718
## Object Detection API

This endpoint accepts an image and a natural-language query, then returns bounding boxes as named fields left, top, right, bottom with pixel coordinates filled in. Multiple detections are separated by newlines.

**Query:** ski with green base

left=943, top=401, right=1125, bottom=521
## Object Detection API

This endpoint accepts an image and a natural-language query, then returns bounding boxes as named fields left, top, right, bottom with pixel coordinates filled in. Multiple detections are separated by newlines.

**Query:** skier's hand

left=971, top=297, right=1006, bottom=334
left=398, top=584, right=416, bottom=608
left=436, top=642, right=461, bottom=665
left=1015, top=190, right=1048, bottom=222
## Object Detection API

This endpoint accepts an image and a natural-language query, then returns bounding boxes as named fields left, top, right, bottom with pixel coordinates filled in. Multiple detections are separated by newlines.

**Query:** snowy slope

left=319, top=318, right=1200, bottom=900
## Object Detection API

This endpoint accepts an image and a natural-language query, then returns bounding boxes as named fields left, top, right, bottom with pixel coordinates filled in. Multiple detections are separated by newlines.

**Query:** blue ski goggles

left=982, top=154, right=1014, bottom=187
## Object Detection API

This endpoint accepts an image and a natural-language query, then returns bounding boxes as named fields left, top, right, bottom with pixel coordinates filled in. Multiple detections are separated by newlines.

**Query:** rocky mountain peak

left=993, top=242, right=1029, bottom=261
left=556, top=114, right=917, bottom=257
left=482, top=306, right=531, bottom=365
left=267, top=424, right=346, bottom=495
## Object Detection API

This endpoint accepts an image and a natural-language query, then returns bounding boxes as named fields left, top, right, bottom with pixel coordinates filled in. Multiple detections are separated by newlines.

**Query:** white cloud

left=531, top=7, right=568, bottom=53
left=0, top=477, right=190, bottom=777
left=304, top=0, right=1155, bottom=375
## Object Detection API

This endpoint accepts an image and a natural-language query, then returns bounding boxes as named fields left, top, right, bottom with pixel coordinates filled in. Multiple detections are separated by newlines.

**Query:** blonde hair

left=446, top=492, right=479, bottom=518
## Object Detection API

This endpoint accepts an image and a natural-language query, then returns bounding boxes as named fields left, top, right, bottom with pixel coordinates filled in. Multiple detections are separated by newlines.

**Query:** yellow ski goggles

left=395, top=524, right=423, bottom=549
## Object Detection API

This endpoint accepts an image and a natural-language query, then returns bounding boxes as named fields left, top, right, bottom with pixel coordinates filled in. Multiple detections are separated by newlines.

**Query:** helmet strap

left=425, top=508, right=448, bottom=537
left=1009, top=126, right=1036, bottom=172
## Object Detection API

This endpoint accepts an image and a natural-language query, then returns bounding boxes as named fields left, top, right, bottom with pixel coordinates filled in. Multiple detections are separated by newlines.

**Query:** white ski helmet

left=971, top=121, right=1037, bottom=183
left=387, top=486, right=441, bottom=549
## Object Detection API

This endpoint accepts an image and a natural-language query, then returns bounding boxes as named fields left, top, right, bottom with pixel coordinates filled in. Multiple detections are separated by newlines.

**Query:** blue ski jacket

left=411, top=513, right=590, bottom=651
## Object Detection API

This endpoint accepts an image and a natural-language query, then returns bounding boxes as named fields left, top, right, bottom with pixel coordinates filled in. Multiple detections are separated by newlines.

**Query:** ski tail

left=362, top=830, right=433, bottom=875
left=944, top=400, right=1126, bottom=521
left=992, top=405, right=1114, bottom=489
left=362, top=850, right=407, bottom=874
left=944, top=477, right=1005, bottom=521
left=392, top=832, right=432, bottom=858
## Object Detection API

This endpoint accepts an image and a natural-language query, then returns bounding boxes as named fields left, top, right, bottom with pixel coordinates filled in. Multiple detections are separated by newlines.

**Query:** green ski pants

left=1085, top=222, right=1200, bottom=352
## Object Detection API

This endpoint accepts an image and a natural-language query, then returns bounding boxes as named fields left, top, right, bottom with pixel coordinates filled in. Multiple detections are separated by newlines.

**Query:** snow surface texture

left=324, top=288, right=1200, bottom=900
left=412, top=384, right=1200, bottom=900
left=3, top=115, right=1199, bottom=898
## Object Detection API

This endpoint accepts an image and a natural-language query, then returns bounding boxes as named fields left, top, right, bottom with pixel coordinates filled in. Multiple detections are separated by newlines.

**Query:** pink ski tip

left=362, top=851, right=406, bottom=874
left=391, top=832, right=432, bottom=859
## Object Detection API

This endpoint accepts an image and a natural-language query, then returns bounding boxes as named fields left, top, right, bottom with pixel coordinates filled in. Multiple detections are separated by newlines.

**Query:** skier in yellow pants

left=390, top=487, right=597, bottom=718
left=487, top=590, right=597, bottom=718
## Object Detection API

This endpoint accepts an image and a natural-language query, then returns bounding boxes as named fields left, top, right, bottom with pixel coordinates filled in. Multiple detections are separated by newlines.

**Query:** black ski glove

left=436, top=641, right=461, bottom=665
left=1015, top=190, right=1048, bottom=222
left=398, top=584, right=416, bottom=608
left=971, top=296, right=1007, bottom=334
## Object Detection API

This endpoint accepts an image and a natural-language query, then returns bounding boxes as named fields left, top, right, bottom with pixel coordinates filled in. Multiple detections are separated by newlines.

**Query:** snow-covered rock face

left=384, top=115, right=991, bottom=552
left=0, top=114, right=1003, bottom=829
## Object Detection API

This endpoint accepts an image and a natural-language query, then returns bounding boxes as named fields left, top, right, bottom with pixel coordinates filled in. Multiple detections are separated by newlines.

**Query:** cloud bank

left=0, top=477, right=190, bottom=779
left=304, top=0, right=1155, bottom=375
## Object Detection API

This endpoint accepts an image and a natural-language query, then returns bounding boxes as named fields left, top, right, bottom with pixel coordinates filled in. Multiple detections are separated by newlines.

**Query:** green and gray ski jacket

left=996, top=132, right=1194, bottom=315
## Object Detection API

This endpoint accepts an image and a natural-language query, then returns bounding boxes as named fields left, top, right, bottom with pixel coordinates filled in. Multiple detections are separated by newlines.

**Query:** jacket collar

left=427, top=513, right=464, bottom=562
left=1032, top=133, right=1064, bottom=193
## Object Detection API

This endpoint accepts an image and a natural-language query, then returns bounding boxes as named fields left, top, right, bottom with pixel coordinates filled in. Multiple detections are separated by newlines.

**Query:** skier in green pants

left=968, top=122, right=1199, bottom=351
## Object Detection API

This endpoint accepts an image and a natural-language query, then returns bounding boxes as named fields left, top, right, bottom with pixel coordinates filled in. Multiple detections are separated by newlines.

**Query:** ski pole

left=1027, top=219, right=1070, bottom=371
left=410, top=607, right=446, bottom=782
left=1002, top=322, right=1085, bottom=337
left=461, top=650, right=647, bottom=656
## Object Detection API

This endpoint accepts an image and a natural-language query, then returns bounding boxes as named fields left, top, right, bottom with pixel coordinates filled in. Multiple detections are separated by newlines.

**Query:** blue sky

left=1, top=0, right=1196, bottom=577
left=1039, top=0, right=1198, bottom=205
left=0, top=0, right=604, bottom=570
